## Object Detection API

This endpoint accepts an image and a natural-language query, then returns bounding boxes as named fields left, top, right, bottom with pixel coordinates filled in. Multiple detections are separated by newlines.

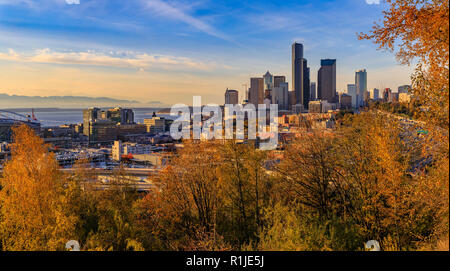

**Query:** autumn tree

left=359, top=0, right=449, bottom=250
left=0, top=124, right=76, bottom=251
left=359, top=0, right=449, bottom=127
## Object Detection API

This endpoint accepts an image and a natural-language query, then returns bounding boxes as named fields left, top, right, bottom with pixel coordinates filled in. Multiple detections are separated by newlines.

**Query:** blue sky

left=0, top=0, right=413, bottom=105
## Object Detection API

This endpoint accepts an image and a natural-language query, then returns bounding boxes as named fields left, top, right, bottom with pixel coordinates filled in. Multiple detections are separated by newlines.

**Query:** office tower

left=144, top=116, right=166, bottom=134
left=83, top=107, right=100, bottom=136
left=101, top=107, right=134, bottom=124
left=383, top=88, right=391, bottom=101
left=225, top=88, right=239, bottom=105
left=310, top=82, right=316, bottom=100
left=355, top=69, right=367, bottom=107
left=317, top=59, right=337, bottom=103
left=292, top=42, right=311, bottom=109
left=288, top=91, right=295, bottom=109
left=263, top=71, right=273, bottom=100
left=398, top=85, right=411, bottom=94
left=303, top=65, right=310, bottom=108
left=370, top=88, right=380, bottom=100
left=339, top=93, right=352, bottom=109
left=272, top=82, right=289, bottom=110
left=274, top=75, right=286, bottom=88
left=346, top=84, right=357, bottom=107
left=263, top=71, right=273, bottom=91
left=249, top=77, right=264, bottom=107
left=292, top=42, right=306, bottom=107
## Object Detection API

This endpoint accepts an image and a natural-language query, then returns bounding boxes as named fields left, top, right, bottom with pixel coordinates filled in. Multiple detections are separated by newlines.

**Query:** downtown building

left=347, top=84, right=357, bottom=107
left=292, top=42, right=310, bottom=110
left=355, top=69, right=367, bottom=107
left=225, top=88, right=239, bottom=105
left=248, top=77, right=264, bottom=107
left=317, top=59, right=337, bottom=104
left=82, top=107, right=146, bottom=144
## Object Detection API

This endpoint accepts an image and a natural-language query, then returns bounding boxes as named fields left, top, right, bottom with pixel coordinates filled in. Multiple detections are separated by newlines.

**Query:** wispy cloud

left=143, top=0, right=231, bottom=41
left=0, top=0, right=78, bottom=7
left=0, top=48, right=214, bottom=71
left=365, top=0, right=380, bottom=4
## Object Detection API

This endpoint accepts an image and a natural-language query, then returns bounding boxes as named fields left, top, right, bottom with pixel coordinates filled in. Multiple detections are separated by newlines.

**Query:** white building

left=112, top=140, right=155, bottom=161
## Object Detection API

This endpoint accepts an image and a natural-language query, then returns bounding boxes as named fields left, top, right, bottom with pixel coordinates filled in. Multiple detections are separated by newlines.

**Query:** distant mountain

left=0, top=93, right=166, bottom=109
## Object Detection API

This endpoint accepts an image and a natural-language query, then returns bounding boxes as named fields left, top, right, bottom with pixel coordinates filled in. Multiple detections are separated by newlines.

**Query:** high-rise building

left=83, top=107, right=100, bottom=136
left=292, top=42, right=310, bottom=109
left=225, top=88, right=239, bottom=105
left=263, top=71, right=274, bottom=100
left=310, top=82, right=316, bottom=100
left=370, top=88, right=380, bottom=100
left=272, top=82, right=289, bottom=110
left=347, top=84, right=357, bottom=107
left=99, top=107, right=134, bottom=124
left=383, top=88, right=391, bottom=101
left=339, top=93, right=352, bottom=110
left=317, top=59, right=337, bottom=103
left=263, top=71, right=273, bottom=91
left=355, top=69, right=367, bottom=107
left=249, top=77, right=264, bottom=107
left=144, top=116, right=166, bottom=134
left=303, top=65, right=310, bottom=108
left=288, top=91, right=295, bottom=109
left=274, top=75, right=286, bottom=88
left=82, top=107, right=136, bottom=143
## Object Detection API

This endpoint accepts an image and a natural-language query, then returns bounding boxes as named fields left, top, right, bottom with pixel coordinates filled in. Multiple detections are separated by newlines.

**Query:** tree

left=0, top=124, right=76, bottom=250
left=359, top=0, right=449, bottom=251
left=359, top=0, right=449, bottom=127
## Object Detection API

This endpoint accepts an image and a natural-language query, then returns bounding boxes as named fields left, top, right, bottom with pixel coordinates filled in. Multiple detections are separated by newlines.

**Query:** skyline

left=0, top=0, right=414, bottom=106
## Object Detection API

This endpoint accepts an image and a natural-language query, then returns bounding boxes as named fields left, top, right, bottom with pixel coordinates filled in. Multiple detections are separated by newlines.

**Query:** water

left=7, top=108, right=173, bottom=127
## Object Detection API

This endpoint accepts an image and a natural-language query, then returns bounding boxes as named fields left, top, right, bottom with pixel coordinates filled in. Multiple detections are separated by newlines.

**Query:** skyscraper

left=83, top=107, right=100, bottom=136
left=225, top=88, right=239, bottom=105
left=317, top=59, right=337, bottom=103
left=273, top=75, right=286, bottom=88
left=249, top=77, right=264, bottom=107
left=310, top=82, right=316, bottom=100
left=355, top=69, right=367, bottom=107
left=370, top=88, right=380, bottom=100
left=303, top=65, right=310, bottom=108
left=347, top=84, right=356, bottom=107
left=292, top=42, right=310, bottom=109
left=263, top=71, right=273, bottom=100
left=272, top=82, right=289, bottom=110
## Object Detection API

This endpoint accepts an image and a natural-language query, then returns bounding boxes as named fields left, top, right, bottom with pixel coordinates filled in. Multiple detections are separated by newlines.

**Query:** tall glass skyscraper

left=355, top=69, right=367, bottom=107
left=317, top=59, right=337, bottom=103
left=292, top=42, right=310, bottom=109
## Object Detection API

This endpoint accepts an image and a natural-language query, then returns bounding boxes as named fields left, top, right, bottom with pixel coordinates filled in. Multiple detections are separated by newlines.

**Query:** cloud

left=0, top=0, right=79, bottom=6
left=365, top=0, right=380, bottom=4
left=0, top=48, right=215, bottom=71
left=143, top=0, right=231, bottom=41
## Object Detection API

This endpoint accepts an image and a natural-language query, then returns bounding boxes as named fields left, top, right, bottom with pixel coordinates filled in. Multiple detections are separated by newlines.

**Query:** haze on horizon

left=0, top=0, right=414, bottom=107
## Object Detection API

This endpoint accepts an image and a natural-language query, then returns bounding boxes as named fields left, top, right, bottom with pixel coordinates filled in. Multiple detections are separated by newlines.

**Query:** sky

left=0, top=0, right=414, bottom=106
